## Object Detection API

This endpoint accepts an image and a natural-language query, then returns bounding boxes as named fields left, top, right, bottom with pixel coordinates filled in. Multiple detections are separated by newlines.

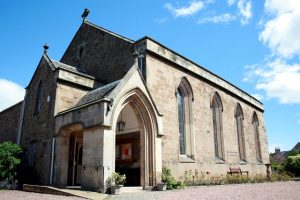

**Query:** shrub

left=284, top=154, right=300, bottom=177
left=180, top=169, right=292, bottom=187
left=162, top=166, right=185, bottom=190
left=271, top=161, right=285, bottom=174
left=270, top=173, right=291, bottom=182
left=106, top=172, right=126, bottom=186
left=226, top=174, right=250, bottom=184
left=0, top=142, right=23, bottom=184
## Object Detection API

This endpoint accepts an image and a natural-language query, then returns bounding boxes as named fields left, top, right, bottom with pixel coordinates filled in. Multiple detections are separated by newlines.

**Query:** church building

left=0, top=10, right=269, bottom=191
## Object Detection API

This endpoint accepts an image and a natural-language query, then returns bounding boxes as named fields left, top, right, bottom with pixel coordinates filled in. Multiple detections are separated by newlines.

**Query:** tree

left=284, top=154, right=300, bottom=177
left=0, top=142, right=23, bottom=183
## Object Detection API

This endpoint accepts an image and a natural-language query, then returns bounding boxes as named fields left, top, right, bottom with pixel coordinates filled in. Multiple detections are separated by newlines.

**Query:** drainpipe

left=49, top=137, right=56, bottom=185
left=16, top=90, right=27, bottom=145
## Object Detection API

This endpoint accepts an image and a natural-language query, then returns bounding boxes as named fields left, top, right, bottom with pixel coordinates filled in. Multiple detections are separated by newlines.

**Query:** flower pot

left=156, top=182, right=167, bottom=191
left=110, top=185, right=123, bottom=194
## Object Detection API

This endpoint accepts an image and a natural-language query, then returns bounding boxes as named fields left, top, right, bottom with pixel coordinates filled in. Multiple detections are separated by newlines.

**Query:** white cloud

left=237, top=0, right=252, bottom=25
left=227, top=0, right=235, bottom=6
left=165, top=1, right=204, bottom=17
left=197, top=13, right=236, bottom=24
left=245, top=59, right=300, bottom=104
left=244, top=0, right=300, bottom=105
left=0, top=79, right=25, bottom=111
left=260, top=0, right=300, bottom=58
left=297, top=119, right=300, bottom=124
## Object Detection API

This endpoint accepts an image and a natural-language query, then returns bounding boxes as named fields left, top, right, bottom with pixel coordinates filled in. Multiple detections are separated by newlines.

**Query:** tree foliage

left=284, top=154, right=300, bottom=177
left=0, top=142, right=23, bottom=182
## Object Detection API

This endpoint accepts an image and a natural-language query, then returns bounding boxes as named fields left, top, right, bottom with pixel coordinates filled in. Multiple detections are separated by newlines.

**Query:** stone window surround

left=252, top=112, right=262, bottom=163
left=34, top=80, right=43, bottom=114
left=235, top=103, right=247, bottom=162
left=175, top=77, right=195, bottom=163
left=211, top=92, right=225, bottom=162
left=77, top=42, right=86, bottom=59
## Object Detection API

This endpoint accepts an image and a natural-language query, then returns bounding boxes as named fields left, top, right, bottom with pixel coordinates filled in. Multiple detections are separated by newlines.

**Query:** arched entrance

left=115, top=103, right=141, bottom=186
left=112, top=90, right=158, bottom=188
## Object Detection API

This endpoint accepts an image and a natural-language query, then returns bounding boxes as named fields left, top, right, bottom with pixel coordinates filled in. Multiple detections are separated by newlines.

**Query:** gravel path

left=0, top=190, right=85, bottom=200
left=111, top=181, right=300, bottom=200
left=1, top=181, right=299, bottom=200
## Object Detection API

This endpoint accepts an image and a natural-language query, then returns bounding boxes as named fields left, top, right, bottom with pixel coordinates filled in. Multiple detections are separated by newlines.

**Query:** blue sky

left=0, top=0, right=299, bottom=152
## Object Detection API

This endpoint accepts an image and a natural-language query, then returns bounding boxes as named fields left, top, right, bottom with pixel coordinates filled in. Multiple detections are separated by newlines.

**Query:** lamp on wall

left=117, top=111, right=126, bottom=132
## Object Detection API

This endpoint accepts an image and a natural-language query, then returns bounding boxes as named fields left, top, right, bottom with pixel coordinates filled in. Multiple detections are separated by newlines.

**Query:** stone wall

left=0, top=102, right=22, bottom=143
left=54, top=82, right=89, bottom=115
left=60, top=22, right=134, bottom=84
left=146, top=53, right=269, bottom=178
left=20, top=58, right=57, bottom=184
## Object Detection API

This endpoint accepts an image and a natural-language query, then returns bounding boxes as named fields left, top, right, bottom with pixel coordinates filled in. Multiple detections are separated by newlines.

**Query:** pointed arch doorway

left=113, top=91, right=158, bottom=188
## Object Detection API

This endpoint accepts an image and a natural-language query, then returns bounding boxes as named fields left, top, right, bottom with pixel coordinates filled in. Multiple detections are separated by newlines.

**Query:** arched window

left=235, top=103, right=246, bottom=161
left=35, top=81, right=43, bottom=114
left=211, top=92, right=224, bottom=160
left=176, top=77, right=194, bottom=159
left=177, top=89, right=185, bottom=154
left=252, top=112, right=262, bottom=162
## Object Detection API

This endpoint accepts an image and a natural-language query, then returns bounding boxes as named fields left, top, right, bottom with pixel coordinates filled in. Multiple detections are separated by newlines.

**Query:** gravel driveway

left=0, top=190, right=85, bottom=200
left=1, top=181, right=299, bottom=200
left=111, top=181, right=300, bottom=200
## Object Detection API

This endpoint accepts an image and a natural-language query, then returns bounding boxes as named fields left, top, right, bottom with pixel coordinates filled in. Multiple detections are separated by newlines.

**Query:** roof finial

left=43, top=43, right=49, bottom=54
left=81, top=8, right=90, bottom=21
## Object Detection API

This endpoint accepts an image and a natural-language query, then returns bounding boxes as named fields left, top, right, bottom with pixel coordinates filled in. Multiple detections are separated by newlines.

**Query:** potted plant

left=107, top=172, right=126, bottom=194
left=156, top=172, right=167, bottom=191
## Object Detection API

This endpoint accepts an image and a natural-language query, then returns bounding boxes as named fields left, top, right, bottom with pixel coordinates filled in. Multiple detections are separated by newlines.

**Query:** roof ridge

left=84, top=20, right=134, bottom=43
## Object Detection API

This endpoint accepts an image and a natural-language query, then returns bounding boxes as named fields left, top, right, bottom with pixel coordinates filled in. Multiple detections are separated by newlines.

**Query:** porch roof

left=73, top=80, right=120, bottom=108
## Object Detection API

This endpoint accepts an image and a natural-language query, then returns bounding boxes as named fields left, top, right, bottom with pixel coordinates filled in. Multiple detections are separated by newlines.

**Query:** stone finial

left=81, top=8, right=90, bottom=21
left=43, top=43, right=49, bottom=54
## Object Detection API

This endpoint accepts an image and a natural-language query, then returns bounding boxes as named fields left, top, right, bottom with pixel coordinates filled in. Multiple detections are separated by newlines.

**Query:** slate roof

left=270, top=151, right=289, bottom=164
left=292, top=142, right=300, bottom=151
left=74, top=80, right=120, bottom=107
left=50, top=59, right=95, bottom=79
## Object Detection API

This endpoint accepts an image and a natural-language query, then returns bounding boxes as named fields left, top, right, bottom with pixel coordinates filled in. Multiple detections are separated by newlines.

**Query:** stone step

left=121, top=186, right=144, bottom=193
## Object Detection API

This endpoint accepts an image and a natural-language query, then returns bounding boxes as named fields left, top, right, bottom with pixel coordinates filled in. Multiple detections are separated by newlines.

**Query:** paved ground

left=0, top=190, right=85, bottom=200
left=110, top=181, right=300, bottom=200
left=1, top=181, right=300, bottom=200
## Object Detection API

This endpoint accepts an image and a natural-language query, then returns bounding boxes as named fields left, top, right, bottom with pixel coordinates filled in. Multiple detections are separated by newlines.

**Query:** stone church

left=0, top=11, right=269, bottom=191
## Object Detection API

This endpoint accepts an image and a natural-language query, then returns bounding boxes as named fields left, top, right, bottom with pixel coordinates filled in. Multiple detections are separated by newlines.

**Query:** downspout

left=16, top=90, right=27, bottom=145
left=49, top=137, right=55, bottom=185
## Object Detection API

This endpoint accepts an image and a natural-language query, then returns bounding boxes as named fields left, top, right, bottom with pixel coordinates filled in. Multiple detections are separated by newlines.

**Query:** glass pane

left=177, top=90, right=186, bottom=155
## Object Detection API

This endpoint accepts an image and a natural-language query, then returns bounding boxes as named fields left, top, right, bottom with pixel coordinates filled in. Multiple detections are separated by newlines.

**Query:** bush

left=162, top=166, right=185, bottom=190
left=271, top=162, right=285, bottom=174
left=180, top=169, right=292, bottom=187
left=106, top=172, right=126, bottom=186
left=0, top=142, right=23, bottom=185
left=270, top=173, right=291, bottom=182
left=284, top=154, right=300, bottom=177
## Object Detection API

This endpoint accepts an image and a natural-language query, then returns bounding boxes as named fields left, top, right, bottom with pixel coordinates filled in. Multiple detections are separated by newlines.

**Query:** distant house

left=270, top=142, right=300, bottom=164
left=270, top=148, right=289, bottom=164
left=292, top=142, right=300, bottom=152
